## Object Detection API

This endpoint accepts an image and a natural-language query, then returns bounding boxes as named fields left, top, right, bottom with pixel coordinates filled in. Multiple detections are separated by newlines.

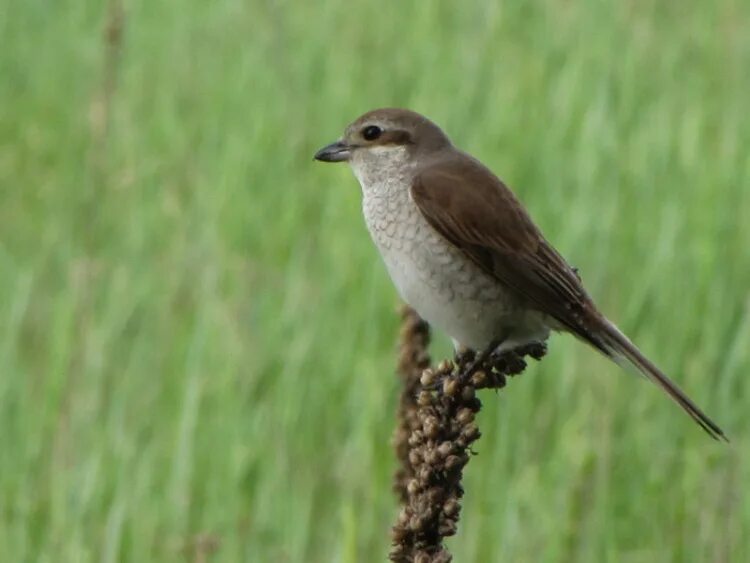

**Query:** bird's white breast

left=350, top=155, right=548, bottom=350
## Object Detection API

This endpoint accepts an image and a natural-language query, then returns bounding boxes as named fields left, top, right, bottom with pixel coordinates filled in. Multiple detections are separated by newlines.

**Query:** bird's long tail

left=586, top=317, right=727, bottom=441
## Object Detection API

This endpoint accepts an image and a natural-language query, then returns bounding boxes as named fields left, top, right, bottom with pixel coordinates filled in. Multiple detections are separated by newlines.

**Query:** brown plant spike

left=390, top=307, right=546, bottom=563
left=392, top=305, right=433, bottom=504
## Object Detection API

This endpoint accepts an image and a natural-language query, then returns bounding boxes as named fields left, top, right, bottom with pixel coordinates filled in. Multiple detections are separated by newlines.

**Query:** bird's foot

left=420, top=340, right=547, bottom=393
left=456, top=339, right=503, bottom=384
left=485, top=341, right=547, bottom=376
left=512, top=341, right=548, bottom=361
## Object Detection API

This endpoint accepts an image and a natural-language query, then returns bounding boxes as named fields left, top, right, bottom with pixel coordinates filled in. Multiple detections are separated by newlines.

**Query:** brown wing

left=412, top=155, right=728, bottom=440
left=411, top=154, right=606, bottom=350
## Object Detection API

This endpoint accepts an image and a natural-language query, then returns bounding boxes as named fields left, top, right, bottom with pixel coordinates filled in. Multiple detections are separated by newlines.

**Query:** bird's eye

left=362, top=125, right=383, bottom=141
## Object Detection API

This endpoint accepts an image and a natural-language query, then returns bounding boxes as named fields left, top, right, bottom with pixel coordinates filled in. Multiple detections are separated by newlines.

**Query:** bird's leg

left=453, top=344, right=474, bottom=365
left=420, top=342, right=496, bottom=392
left=424, top=338, right=534, bottom=391
left=458, top=338, right=503, bottom=383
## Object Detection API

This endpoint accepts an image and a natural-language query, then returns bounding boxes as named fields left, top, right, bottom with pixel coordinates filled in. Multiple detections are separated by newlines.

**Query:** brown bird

left=314, top=108, right=726, bottom=440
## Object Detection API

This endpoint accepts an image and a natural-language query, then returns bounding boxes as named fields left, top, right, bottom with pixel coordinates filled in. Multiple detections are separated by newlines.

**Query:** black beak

left=313, top=140, right=351, bottom=163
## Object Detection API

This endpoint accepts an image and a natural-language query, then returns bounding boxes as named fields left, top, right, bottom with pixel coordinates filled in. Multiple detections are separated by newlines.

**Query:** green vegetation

left=1, top=1, right=748, bottom=561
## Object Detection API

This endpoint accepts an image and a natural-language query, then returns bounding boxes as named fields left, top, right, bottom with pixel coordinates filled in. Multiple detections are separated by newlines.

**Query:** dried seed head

left=461, top=385, right=475, bottom=401
left=427, top=486, right=443, bottom=504
left=423, top=447, right=439, bottom=465
left=415, top=351, right=430, bottom=365
left=471, top=370, right=487, bottom=386
left=407, top=479, right=420, bottom=495
left=438, top=519, right=458, bottom=536
left=491, top=373, right=507, bottom=389
left=391, top=307, right=541, bottom=563
left=462, top=423, right=480, bottom=442
left=417, top=390, right=433, bottom=406
left=465, top=397, right=482, bottom=412
left=437, top=441, right=453, bottom=458
left=391, top=526, right=408, bottom=544
left=420, top=369, right=436, bottom=386
left=397, top=508, right=410, bottom=526
left=417, top=465, right=432, bottom=482
left=423, top=417, right=440, bottom=438
left=438, top=359, right=454, bottom=372
left=456, top=408, right=474, bottom=425
left=408, top=449, right=422, bottom=466
left=442, top=377, right=459, bottom=397
left=432, top=550, right=453, bottom=563
left=445, top=455, right=463, bottom=471
left=443, top=498, right=460, bottom=517
left=408, top=430, right=425, bottom=447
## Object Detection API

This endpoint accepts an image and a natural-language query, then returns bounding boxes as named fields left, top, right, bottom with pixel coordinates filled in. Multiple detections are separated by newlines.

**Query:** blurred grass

left=1, top=0, right=749, bottom=561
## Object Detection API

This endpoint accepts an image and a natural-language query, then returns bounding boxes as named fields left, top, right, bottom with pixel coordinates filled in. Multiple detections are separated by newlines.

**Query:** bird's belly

left=367, top=209, right=549, bottom=350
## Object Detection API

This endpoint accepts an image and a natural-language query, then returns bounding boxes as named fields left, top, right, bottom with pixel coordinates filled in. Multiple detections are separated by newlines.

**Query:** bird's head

left=314, top=108, right=451, bottom=174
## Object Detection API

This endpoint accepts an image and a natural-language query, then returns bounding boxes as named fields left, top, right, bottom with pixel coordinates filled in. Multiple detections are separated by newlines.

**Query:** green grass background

left=1, top=0, right=749, bottom=561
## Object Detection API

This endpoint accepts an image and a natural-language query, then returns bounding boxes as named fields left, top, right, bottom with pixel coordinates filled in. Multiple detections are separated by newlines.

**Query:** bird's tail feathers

left=587, top=316, right=727, bottom=442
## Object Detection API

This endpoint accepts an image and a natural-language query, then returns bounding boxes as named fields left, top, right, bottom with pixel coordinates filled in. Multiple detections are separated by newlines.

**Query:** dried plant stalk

left=393, top=305, right=433, bottom=504
left=390, top=306, right=546, bottom=563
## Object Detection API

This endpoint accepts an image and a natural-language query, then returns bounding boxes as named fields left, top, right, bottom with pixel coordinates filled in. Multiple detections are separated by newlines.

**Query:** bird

left=314, top=108, right=726, bottom=441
